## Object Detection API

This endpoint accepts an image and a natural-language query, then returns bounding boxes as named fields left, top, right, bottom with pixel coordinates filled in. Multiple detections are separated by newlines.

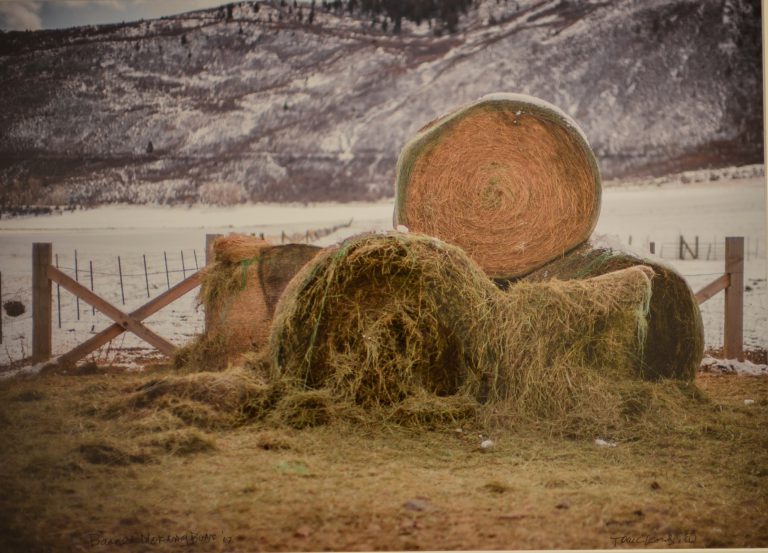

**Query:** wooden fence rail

left=31, top=240, right=207, bottom=368
left=693, top=236, right=744, bottom=361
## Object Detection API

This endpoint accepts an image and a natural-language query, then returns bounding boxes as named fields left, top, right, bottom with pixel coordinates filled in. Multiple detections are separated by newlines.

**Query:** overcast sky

left=0, top=0, right=234, bottom=31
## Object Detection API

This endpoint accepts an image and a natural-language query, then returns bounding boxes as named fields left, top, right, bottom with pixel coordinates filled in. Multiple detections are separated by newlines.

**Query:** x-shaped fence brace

left=46, top=265, right=201, bottom=368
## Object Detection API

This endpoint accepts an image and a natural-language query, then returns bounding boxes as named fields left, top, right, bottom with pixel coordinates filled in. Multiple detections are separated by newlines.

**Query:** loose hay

left=106, top=368, right=282, bottom=429
left=268, top=232, right=661, bottom=433
left=394, top=93, right=601, bottom=279
left=519, top=241, right=704, bottom=380
left=178, top=234, right=321, bottom=371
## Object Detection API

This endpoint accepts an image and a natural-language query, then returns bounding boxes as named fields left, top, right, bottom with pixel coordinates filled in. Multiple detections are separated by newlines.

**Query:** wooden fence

left=32, top=242, right=204, bottom=367
left=692, top=236, right=744, bottom=361
left=28, top=235, right=748, bottom=367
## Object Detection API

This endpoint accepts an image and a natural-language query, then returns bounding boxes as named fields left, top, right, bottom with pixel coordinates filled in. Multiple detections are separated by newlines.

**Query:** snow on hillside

left=0, top=0, right=762, bottom=206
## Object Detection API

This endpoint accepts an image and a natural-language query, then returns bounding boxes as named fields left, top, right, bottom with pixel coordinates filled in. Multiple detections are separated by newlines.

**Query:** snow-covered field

left=0, top=174, right=765, bottom=375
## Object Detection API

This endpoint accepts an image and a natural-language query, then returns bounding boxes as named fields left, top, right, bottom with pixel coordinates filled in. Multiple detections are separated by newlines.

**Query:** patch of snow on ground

left=700, top=356, right=768, bottom=376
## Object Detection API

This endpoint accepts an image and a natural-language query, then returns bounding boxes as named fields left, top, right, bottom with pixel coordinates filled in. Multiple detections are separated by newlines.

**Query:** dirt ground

left=0, top=366, right=766, bottom=552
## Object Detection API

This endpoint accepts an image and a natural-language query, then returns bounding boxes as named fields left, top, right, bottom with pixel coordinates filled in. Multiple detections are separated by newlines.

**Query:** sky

left=0, top=0, right=234, bottom=31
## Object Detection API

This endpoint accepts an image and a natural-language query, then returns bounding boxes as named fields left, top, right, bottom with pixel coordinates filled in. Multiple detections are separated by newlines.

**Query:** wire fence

left=0, top=247, right=206, bottom=367
left=622, top=234, right=764, bottom=262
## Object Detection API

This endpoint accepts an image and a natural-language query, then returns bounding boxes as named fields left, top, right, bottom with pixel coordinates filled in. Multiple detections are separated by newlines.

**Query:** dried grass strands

left=211, top=233, right=270, bottom=264
left=268, top=233, right=657, bottom=431
left=519, top=241, right=704, bottom=380
left=394, top=93, right=601, bottom=279
left=490, top=265, right=654, bottom=423
left=176, top=234, right=321, bottom=371
left=104, top=367, right=282, bottom=429
left=269, top=233, right=498, bottom=407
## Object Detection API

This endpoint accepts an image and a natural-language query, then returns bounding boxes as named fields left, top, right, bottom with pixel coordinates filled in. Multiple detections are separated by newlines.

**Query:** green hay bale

left=394, top=93, right=601, bottom=279
left=178, top=234, right=321, bottom=371
left=517, top=241, right=704, bottom=380
left=489, top=268, right=654, bottom=420
left=269, top=232, right=657, bottom=430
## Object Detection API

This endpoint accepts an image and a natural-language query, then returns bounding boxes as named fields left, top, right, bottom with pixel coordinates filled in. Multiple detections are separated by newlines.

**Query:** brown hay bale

left=518, top=240, right=704, bottom=380
left=492, top=266, right=654, bottom=420
left=394, top=93, right=601, bottom=279
left=179, top=234, right=321, bottom=370
left=269, top=233, right=657, bottom=430
left=212, top=233, right=269, bottom=264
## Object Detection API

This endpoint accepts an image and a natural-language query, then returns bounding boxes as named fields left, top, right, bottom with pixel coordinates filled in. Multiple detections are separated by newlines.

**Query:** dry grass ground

left=0, top=367, right=766, bottom=552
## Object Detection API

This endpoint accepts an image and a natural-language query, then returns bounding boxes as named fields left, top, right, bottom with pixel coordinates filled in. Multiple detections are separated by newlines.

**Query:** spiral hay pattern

left=394, top=94, right=601, bottom=279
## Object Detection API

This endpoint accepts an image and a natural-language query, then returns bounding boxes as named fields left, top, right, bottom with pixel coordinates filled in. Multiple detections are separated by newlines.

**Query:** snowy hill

left=0, top=0, right=762, bottom=206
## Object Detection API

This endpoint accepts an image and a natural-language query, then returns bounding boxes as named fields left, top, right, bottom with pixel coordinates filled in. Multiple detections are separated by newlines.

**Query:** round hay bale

left=269, top=233, right=498, bottom=407
left=518, top=241, right=704, bottom=380
left=493, top=265, right=655, bottom=420
left=202, top=235, right=272, bottom=368
left=394, top=93, right=601, bottom=279
left=269, top=233, right=656, bottom=425
left=179, top=234, right=321, bottom=371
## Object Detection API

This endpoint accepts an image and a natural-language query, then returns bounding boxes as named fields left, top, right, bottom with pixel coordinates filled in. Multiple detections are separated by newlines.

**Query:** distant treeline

left=319, top=0, right=474, bottom=32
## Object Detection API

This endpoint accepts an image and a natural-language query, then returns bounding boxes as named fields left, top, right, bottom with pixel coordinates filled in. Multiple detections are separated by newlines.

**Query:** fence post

left=724, top=237, right=744, bottom=361
left=32, top=243, right=52, bottom=362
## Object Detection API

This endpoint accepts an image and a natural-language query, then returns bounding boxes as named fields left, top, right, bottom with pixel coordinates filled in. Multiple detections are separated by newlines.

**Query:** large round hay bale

left=179, top=234, right=321, bottom=370
left=269, top=233, right=656, bottom=424
left=519, top=241, right=704, bottom=380
left=394, top=93, right=601, bottom=279
left=270, top=233, right=497, bottom=406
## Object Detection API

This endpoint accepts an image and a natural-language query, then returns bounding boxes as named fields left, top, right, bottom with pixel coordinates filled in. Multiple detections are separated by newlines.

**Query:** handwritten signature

left=84, top=530, right=233, bottom=548
left=610, top=532, right=697, bottom=547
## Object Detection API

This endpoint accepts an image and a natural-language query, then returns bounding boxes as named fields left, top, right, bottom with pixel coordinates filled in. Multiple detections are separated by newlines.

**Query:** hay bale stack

left=519, top=241, right=704, bottom=380
left=394, top=93, right=601, bottom=279
left=179, top=234, right=321, bottom=370
left=269, top=233, right=656, bottom=425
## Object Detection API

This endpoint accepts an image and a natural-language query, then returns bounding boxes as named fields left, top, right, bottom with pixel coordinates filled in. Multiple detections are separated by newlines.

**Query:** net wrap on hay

left=394, top=93, right=601, bottom=279
left=269, top=233, right=657, bottom=425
